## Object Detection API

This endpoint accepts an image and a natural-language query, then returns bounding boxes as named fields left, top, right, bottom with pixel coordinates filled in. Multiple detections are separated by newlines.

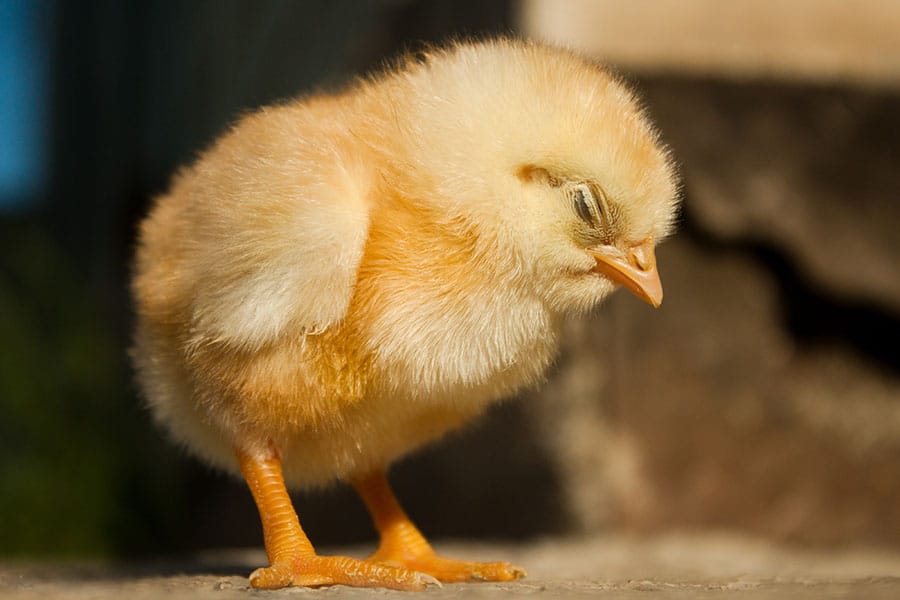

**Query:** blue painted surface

left=0, top=0, right=49, bottom=210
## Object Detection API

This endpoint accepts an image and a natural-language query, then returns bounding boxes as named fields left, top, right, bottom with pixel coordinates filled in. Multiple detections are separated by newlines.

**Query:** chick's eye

left=571, top=183, right=602, bottom=227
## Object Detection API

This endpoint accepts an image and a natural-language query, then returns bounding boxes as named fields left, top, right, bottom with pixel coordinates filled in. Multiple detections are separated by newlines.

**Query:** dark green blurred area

left=0, top=0, right=516, bottom=558
left=0, top=216, right=188, bottom=556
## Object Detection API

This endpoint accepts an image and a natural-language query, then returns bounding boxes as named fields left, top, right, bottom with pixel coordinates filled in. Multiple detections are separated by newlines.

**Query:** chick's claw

left=249, top=554, right=439, bottom=590
left=369, top=549, right=525, bottom=584
left=401, top=556, right=526, bottom=583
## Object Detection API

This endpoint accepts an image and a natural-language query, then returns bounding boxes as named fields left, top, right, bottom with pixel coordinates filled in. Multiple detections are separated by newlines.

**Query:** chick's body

left=132, top=39, right=677, bottom=589
left=136, top=173, right=558, bottom=486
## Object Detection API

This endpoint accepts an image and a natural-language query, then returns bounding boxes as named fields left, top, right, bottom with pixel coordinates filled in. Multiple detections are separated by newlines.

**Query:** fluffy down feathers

left=131, top=38, right=678, bottom=487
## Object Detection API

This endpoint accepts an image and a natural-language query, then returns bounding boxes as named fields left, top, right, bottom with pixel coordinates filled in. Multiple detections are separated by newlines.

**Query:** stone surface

left=628, top=239, right=898, bottom=541
left=4, top=535, right=900, bottom=599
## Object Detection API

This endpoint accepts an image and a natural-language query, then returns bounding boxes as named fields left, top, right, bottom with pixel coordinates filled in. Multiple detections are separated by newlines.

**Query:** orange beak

left=589, top=238, right=663, bottom=308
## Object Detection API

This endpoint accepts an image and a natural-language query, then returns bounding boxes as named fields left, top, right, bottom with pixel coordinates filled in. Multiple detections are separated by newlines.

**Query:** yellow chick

left=131, top=38, right=678, bottom=590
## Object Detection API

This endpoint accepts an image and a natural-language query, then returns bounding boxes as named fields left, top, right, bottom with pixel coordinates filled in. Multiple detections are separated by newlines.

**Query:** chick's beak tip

left=590, top=240, right=664, bottom=308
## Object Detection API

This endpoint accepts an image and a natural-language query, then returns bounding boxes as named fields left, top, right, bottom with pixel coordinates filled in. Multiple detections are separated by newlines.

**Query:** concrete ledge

left=522, top=0, right=900, bottom=88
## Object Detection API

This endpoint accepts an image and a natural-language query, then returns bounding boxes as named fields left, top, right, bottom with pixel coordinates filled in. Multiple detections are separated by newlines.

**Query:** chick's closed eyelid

left=571, top=183, right=605, bottom=228
left=573, top=188, right=594, bottom=224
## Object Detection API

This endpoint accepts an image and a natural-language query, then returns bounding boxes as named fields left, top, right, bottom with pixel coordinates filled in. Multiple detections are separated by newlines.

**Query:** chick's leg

left=354, top=471, right=526, bottom=582
left=236, top=448, right=436, bottom=590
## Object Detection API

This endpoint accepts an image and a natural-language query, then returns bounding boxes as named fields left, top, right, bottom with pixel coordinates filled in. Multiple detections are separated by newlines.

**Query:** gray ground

left=4, top=533, right=899, bottom=599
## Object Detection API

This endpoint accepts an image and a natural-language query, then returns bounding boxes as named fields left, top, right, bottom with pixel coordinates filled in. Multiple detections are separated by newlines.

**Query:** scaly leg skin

left=353, top=471, right=526, bottom=583
left=236, top=447, right=438, bottom=590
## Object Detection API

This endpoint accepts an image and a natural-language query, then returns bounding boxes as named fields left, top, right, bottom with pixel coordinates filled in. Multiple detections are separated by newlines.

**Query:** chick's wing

left=177, top=105, right=372, bottom=351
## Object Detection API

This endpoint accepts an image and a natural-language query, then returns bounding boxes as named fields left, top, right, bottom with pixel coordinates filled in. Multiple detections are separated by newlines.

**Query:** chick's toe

left=354, top=471, right=526, bottom=583
left=249, top=555, right=439, bottom=591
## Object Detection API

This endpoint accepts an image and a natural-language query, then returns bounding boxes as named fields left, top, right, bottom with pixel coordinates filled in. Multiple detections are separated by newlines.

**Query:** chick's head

left=387, top=39, right=679, bottom=314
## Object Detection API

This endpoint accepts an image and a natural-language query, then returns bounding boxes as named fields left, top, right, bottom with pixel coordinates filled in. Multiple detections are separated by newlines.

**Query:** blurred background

left=1, top=0, right=898, bottom=559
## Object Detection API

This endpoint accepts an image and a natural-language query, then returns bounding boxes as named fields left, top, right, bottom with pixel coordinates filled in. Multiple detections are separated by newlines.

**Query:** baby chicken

left=132, top=38, right=678, bottom=590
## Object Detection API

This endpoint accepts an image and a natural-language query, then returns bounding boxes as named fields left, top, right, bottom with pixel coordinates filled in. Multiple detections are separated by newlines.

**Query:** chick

left=131, top=38, right=678, bottom=590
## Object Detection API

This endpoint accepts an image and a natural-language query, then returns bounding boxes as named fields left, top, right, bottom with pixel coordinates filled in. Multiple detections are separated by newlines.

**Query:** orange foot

left=355, top=471, right=526, bottom=584
left=238, top=446, right=525, bottom=590
left=237, top=449, right=439, bottom=590
left=249, top=553, right=439, bottom=590
left=371, top=548, right=525, bottom=583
